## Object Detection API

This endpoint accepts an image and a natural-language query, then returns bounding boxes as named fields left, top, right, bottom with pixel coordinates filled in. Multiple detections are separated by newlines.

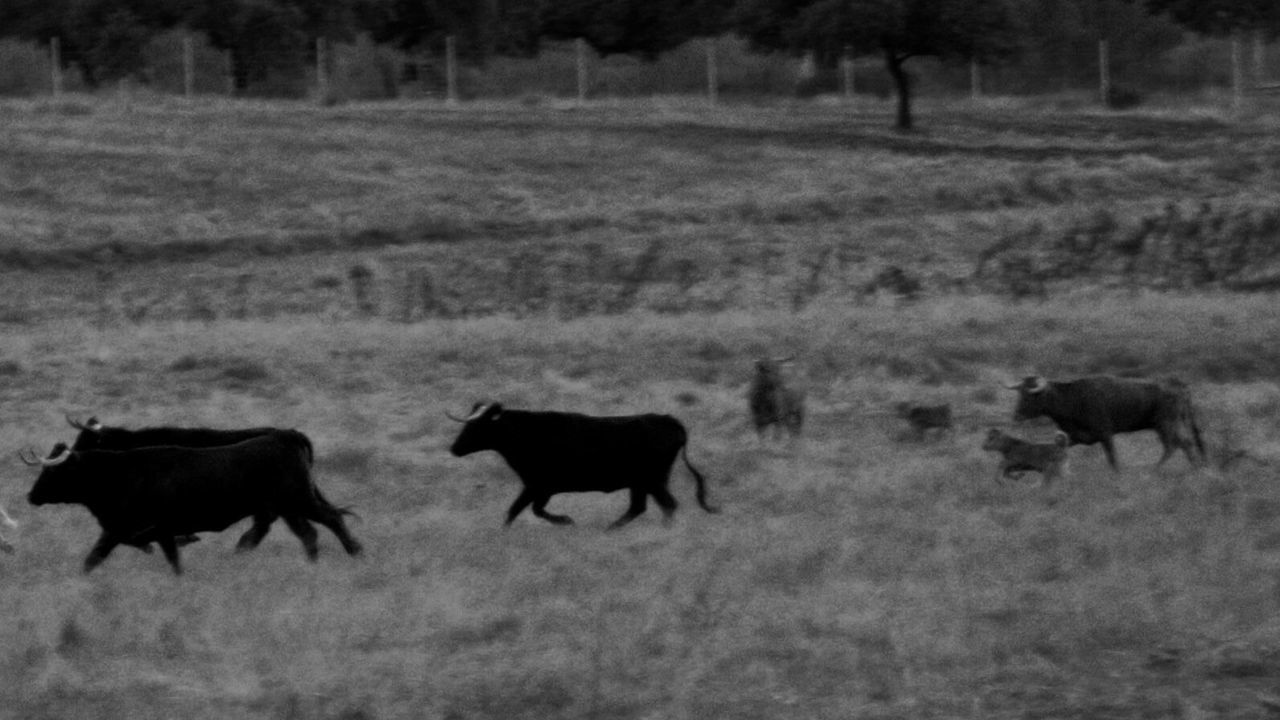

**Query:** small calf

left=748, top=357, right=805, bottom=441
left=982, top=429, right=1069, bottom=485
left=895, top=402, right=953, bottom=440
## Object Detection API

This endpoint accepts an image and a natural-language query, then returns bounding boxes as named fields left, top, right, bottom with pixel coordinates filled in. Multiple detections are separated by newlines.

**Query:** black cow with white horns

left=447, top=402, right=719, bottom=528
left=23, top=432, right=362, bottom=575
left=1005, top=374, right=1206, bottom=470
left=65, top=415, right=316, bottom=551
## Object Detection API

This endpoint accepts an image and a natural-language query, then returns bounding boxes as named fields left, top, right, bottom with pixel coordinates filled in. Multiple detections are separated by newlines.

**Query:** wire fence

left=1, top=30, right=1278, bottom=111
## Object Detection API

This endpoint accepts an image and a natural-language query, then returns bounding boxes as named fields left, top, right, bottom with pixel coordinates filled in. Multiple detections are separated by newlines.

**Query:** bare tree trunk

left=885, top=51, right=912, bottom=131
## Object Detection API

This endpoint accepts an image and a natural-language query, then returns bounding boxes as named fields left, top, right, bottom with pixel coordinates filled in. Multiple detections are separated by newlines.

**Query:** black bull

left=65, top=416, right=316, bottom=551
left=1007, top=375, right=1206, bottom=469
left=448, top=403, right=719, bottom=528
left=25, top=433, right=362, bottom=574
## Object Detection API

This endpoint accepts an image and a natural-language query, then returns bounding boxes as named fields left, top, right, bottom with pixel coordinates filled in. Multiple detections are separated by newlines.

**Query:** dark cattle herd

left=0, top=359, right=1217, bottom=575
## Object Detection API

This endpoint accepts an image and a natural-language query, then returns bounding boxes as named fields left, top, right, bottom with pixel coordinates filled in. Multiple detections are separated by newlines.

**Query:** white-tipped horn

left=0, top=504, right=16, bottom=529
left=41, top=446, right=72, bottom=467
left=1003, top=381, right=1023, bottom=390
left=1027, top=376, right=1049, bottom=394
left=446, top=404, right=490, bottom=423
left=87, top=418, right=103, bottom=432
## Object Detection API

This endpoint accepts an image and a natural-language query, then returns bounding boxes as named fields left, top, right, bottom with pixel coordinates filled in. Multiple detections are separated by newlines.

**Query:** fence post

left=705, top=36, right=718, bottom=106
left=50, top=37, right=63, bottom=98
left=841, top=46, right=855, bottom=106
left=1231, top=32, right=1244, bottom=112
left=575, top=38, right=588, bottom=105
left=445, top=35, right=459, bottom=106
left=316, top=37, right=330, bottom=104
left=183, top=31, right=195, bottom=98
left=224, top=49, right=235, bottom=96
left=1253, top=29, right=1266, bottom=86
left=1097, top=39, right=1110, bottom=106
left=970, top=58, right=981, bottom=100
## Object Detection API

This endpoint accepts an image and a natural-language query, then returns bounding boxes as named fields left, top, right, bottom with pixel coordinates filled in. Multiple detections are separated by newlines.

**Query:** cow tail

left=291, top=433, right=357, bottom=521
left=312, top=483, right=360, bottom=521
left=298, top=433, right=316, bottom=467
left=680, top=443, right=719, bottom=514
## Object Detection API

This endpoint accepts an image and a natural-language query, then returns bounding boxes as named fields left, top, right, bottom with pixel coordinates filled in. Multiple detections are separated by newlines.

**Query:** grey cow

left=748, top=357, right=805, bottom=442
left=1005, top=374, right=1205, bottom=469
left=982, top=428, right=1070, bottom=485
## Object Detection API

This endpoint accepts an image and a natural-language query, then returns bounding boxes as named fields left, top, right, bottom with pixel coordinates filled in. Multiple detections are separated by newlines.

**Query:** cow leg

left=531, top=496, right=573, bottom=525
left=310, top=507, right=363, bottom=556
left=283, top=515, right=320, bottom=561
left=156, top=535, right=183, bottom=575
left=83, top=532, right=121, bottom=573
left=651, top=487, right=679, bottom=523
left=609, top=488, right=648, bottom=530
left=505, top=489, right=536, bottom=525
left=235, top=514, right=275, bottom=552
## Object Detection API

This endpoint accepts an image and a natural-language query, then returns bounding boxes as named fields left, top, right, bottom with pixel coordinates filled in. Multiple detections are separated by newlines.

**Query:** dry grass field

left=3, top=94, right=1280, bottom=719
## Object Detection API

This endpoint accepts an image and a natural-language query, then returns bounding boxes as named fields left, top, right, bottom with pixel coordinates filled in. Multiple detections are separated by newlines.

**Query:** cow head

left=981, top=428, right=1010, bottom=452
left=753, top=357, right=793, bottom=386
left=22, top=443, right=82, bottom=506
left=1004, top=375, right=1052, bottom=422
left=446, top=403, right=505, bottom=457
left=66, top=414, right=107, bottom=452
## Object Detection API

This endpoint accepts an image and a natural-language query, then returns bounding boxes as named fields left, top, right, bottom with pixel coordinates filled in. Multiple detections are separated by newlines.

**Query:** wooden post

left=316, top=36, right=330, bottom=104
left=1253, top=29, right=1266, bottom=86
left=575, top=37, right=588, bottom=105
left=705, top=36, right=718, bottom=106
left=1231, top=32, right=1244, bottom=112
left=224, top=49, right=235, bottom=96
left=841, top=46, right=854, bottom=105
left=50, top=37, right=63, bottom=98
left=1098, top=39, right=1110, bottom=106
left=445, top=35, right=459, bottom=106
left=970, top=58, right=981, bottom=100
left=183, top=31, right=195, bottom=98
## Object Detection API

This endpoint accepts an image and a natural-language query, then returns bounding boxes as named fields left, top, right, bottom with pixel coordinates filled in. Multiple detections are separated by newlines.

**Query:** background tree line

left=0, top=0, right=1276, bottom=127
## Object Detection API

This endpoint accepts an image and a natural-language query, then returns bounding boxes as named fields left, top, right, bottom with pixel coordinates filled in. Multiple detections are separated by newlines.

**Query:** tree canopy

left=735, top=0, right=1021, bottom=129
left=541, top=0, right=734, bottom=58
left=1143, top=0, right=1280, bottom=37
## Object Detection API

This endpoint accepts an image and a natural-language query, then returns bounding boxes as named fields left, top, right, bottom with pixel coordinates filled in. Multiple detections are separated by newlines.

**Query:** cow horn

left=86, top=417, right=103, bottom=432
left=65, top=414, right=86, bottom=430
left=36, top=446, right=71, bottom=467
left=446, top=404, right=489, bottom=423
left=445, top=410, right=469, bottom=423
left=1003, top=381, right=1022, bottom=390
left=1027, top=376, right=1049, bottom=394
left=17, top=448, right=41, bottom=466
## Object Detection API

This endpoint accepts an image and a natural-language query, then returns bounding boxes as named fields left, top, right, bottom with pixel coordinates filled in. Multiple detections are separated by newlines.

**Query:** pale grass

left=2, top=293, right=1279, bottom=716
left=4, top=100, right=1280, bottom=717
